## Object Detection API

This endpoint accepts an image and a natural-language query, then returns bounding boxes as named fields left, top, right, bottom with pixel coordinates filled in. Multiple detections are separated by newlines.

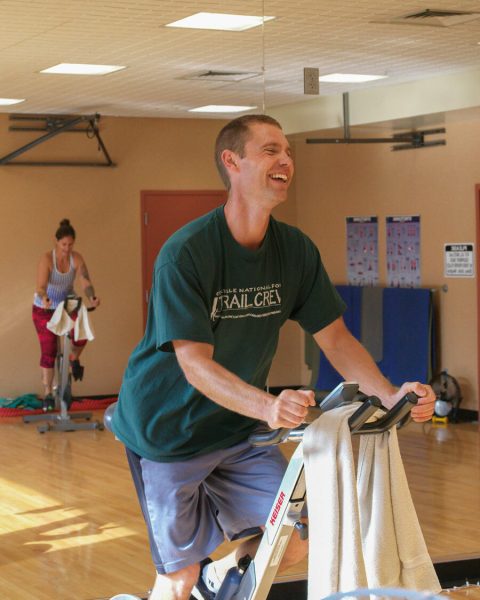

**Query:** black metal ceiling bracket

left=306, top=93, right=446, bottom=150
left=0, top=113, right=116, bottom=167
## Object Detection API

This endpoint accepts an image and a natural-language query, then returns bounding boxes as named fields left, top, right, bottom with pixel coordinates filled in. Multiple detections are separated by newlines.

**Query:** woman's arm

left=75, top=253, right=100, bottom=307
left=36, top=253, right=52, bottom=308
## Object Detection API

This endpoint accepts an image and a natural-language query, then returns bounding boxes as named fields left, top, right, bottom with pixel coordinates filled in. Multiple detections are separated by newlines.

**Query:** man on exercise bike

left=111, top=115, right=435, bottom=600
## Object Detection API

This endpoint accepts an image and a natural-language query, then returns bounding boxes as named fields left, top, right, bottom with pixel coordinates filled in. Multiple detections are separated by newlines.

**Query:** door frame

left=476, top=184, right=480, bottom=418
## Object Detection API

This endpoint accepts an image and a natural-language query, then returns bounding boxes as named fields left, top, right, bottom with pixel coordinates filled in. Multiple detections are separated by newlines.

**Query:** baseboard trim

left=434, top=556, right=480, bottom=588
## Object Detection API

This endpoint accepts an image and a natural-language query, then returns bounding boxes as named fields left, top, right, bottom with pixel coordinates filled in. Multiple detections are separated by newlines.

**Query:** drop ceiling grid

left=1, top=0, right=480, bottom=117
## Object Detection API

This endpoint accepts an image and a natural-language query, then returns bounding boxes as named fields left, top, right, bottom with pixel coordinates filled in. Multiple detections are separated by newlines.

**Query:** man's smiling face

left=234, top=122, right=294, bottom=208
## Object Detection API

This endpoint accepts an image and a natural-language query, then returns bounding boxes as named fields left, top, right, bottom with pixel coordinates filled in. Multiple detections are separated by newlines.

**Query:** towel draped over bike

left=303, top=403, right=440, bottom=599
left=46, top=300, right=95, bottom=341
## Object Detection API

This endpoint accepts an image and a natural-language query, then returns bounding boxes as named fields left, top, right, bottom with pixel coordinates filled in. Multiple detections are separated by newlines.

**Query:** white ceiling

left=2, top=0, right=480, bottom=128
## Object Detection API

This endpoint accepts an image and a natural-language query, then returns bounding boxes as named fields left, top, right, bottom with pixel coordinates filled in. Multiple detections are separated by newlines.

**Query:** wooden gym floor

left=0, top=413, right=478, bottom=600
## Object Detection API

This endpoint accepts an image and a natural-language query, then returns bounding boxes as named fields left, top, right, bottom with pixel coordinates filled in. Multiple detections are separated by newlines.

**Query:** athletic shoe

left=70, top=359, right=84, bottom=381
left=42, top=394, right=55, bottom=412
left=192, top=557, right=216, bottom=600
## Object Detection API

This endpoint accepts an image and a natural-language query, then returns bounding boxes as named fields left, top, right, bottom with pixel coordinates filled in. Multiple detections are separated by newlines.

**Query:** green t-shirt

left=112, top=206, right=345, bottom=461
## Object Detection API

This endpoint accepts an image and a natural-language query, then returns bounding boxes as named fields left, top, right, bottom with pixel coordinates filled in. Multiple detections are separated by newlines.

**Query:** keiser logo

left=269, top=491, right=286, bottom=526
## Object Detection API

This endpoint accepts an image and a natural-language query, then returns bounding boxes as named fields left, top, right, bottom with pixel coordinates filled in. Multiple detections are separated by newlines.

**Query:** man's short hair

left=214, top=114, right=282, bottom=189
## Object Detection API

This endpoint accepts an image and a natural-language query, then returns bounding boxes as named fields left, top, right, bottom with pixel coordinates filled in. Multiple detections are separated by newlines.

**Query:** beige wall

left=292, top=115, right=479, bottom=411
left=0, top=114, right=300, bottom=399
left=1, top=112, right=479, bottom=411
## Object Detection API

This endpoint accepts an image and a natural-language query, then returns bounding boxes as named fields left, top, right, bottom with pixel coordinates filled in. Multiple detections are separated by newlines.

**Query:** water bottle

left=216, top=555, right=251, bottom=600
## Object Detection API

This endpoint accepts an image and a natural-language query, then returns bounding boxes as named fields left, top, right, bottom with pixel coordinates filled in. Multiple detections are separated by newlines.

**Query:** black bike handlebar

left=87, top=300, right=97, bottom=312
left=62, top=293, right=98, bottom=313
left=248, top=392, right=419, bottom=447
left=351, top=392, right=418, bottom=435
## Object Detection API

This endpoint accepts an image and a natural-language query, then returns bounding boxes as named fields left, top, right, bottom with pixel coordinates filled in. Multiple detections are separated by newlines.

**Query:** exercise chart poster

left=386, top=215, right=421, bottom=288
left=346, top=216, right=378, bottom=286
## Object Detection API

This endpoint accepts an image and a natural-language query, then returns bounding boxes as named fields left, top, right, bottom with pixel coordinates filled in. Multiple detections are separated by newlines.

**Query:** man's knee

left=280, top=521, right=309, bottom=568
left=153, top=562, right=200, bottom=598
left=285, top=535, right=308, bottom=564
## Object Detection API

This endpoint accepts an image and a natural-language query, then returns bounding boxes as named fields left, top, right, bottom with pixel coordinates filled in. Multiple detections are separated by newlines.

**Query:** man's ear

left=222, top=149, right=238, bottom=171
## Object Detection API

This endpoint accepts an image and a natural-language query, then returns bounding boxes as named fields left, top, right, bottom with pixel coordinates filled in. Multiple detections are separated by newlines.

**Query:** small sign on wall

left=346, top=216, right=379, bottom=286
left=444, top=243, right=475, bottom=277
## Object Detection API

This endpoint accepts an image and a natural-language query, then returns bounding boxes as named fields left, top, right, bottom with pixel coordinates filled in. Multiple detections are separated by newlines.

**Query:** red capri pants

left=32, top=305, right=87, bottom=368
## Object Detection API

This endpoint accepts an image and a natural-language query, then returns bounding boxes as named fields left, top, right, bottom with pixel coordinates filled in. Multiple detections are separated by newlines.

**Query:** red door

left=140, top=190, right=227, bottom=324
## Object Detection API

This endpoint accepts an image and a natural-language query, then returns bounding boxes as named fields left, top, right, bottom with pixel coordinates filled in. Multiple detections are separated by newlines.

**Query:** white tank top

left=33, top=250, right=76, bottom=309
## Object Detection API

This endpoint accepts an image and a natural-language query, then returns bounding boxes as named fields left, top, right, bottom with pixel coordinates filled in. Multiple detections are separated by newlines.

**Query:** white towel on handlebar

left=303, top=403, right=440, bottom=600
left=357, top=420, right=440, bottom=592
left=304, top=403, right=367, bottom=597
left=46, top=301, right=95, bottom=341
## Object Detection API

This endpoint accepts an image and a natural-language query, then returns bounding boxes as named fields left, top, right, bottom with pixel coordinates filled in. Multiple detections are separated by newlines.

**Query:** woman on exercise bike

left=32, top=218, right=100, bottom=411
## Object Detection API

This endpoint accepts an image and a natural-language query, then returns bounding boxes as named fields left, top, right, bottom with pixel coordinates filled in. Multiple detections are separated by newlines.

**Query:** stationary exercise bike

left=24, top=294, right=104, bottom=433
left=103, top=383, right=418, bottom=600
left=206, top=383, right=419, bottom=600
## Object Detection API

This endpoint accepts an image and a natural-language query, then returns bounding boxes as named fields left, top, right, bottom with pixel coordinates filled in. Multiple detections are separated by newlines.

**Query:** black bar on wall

left=0, top=113, right=116, bottom=167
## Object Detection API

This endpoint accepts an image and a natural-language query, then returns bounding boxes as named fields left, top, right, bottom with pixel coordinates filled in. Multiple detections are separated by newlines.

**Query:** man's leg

left=278, top=519, right=309, bottom=569
left=124, top=447, right=226, bottom=600
left=149, top=563, right=200, bottom=600
left=200, top=520, right=308, bottom=590
left=124, top=441, right=298, bottom=599
left=197, top=440, right=308, bottom=596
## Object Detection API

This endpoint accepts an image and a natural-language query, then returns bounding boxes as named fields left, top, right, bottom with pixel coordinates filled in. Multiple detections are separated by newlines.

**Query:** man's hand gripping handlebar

left=250, top=382, right=419, bottom=447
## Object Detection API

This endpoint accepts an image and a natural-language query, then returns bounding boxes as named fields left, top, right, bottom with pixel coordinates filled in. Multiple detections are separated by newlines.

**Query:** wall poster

left=386, top=215, right=421, bottom=288
left=346, top=216, right=378, bottom=286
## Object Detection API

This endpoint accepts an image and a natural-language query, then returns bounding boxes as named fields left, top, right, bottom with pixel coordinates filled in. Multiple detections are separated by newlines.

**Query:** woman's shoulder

left=71, top=251, right=84, bottom=268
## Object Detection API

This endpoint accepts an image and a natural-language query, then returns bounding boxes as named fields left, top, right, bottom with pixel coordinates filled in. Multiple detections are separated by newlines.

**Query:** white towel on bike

left=357, top=424, right=440, bottom=592
left=303, top=404, right=440, bottom=599
left=46, top=302, right=95, bottom=341
left=304, top=403, right=367, bottom=597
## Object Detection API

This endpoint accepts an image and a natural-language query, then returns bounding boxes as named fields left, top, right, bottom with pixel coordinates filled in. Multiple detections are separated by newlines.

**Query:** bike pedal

left=70, top=359, right=84, bottom=381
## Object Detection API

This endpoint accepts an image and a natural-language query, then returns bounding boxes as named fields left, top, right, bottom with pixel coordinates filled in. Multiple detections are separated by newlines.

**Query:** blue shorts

left=125, top=439, right=287, bottom=574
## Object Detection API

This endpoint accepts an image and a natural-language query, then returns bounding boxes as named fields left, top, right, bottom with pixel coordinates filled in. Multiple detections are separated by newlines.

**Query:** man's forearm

left=315, top=319, right=434, bottom=421
left=177, top=348, right=273, bottom=421
left=322, top=334, right=397, bottom=403
left=314, top=318, right=397, bottom=406
left=173, top=340, right=317, bottom=429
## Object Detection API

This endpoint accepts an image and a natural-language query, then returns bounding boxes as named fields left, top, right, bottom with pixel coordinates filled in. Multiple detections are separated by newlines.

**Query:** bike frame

left=215, top=383, right=418, bottom=600
left=24, top=295, right=104, bottom=433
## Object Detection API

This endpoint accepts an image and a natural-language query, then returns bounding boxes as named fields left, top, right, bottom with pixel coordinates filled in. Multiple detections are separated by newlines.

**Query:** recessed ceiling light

left=189, top=105, right=257, bottom=113
left=319, top=73, right=387, bottom=83
left=166, top=12, right=275, bottom=31
left=0, top=98, right=25, bottom=105
left=40, top=63, right=126, bottom=75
